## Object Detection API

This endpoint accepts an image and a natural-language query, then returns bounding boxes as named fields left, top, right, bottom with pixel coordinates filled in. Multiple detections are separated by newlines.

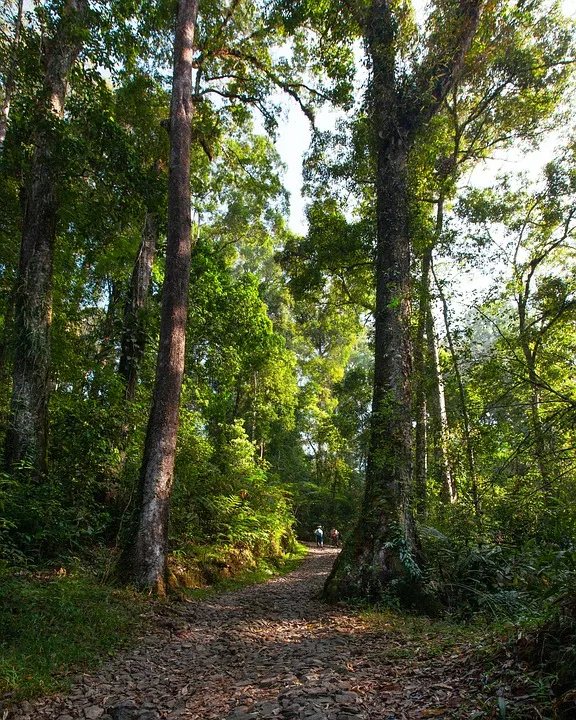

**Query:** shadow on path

left=6, top=545, right=488, bottom=720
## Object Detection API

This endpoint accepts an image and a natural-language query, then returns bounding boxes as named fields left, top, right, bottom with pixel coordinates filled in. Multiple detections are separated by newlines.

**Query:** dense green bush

left=422, top=520, right=576, bottom=621
left=170, top=418, right=296, bottom=562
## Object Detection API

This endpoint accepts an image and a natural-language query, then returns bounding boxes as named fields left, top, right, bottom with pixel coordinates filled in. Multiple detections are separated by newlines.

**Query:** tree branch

left=412, top=0, right=486, bottom=131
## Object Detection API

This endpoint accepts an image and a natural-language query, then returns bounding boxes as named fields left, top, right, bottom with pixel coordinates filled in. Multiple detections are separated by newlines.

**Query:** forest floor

left=4, top=546, right=536, bottom=720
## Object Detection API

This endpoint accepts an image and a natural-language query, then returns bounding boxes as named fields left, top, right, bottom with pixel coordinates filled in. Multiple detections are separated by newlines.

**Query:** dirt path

left=7, top=547, right=490, bottom=720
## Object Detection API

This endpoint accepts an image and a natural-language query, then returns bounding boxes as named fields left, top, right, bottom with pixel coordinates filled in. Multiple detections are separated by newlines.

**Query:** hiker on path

left=314, top=526, right=324, bottom=547
left=330, top=528, right=340, bottom=547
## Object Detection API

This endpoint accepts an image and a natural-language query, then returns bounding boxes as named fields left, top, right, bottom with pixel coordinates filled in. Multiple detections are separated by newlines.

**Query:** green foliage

left=421, top=517, right=576, bottom=621
left=0, top=468, right=99, bottom=560
left=171, top=416, right=296, bottom=559
left=177, top=541, right=308, bottom=597
left=0, top=473, right=18, bottom=567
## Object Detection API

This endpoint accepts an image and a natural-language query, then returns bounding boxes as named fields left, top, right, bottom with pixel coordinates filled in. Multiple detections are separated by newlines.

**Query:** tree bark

left=127, top=0, right=199, bottom=594
left=426, top=301, right=456, bottom=504
left=0, top=0, right=24, bottom=150
left=424, top=195, right=456, bottom=505
left=414, top=244, right=455, bottom=511
left=433, top=263, right=479, bottom=517
left=325, top=0, right=485, bottom=605
left=5, top=0, right=88, bottom=475
left=325, top=0, right=418, bottom=602
left=119, top=211, right=158, bottom=401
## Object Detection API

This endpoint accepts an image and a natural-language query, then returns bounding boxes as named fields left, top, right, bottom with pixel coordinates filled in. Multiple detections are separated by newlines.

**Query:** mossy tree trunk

left=324, top=0, right=484, bottom=605
left=5, top=0, right=88, bottom=476
left=119, top=211, right=158, bottom=401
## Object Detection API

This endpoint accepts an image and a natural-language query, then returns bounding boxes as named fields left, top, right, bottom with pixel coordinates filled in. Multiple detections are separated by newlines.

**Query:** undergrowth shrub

left=417, top=521, right=576, bottom=715
left=513, top=598, right=576, bottom=717
left=422, top=525, right=576, bottom=620
left=1, top=380, right=149, bottom=564
left=169, top=418, right=296, bottom=576
left=0, top=465, right=114, bottom=561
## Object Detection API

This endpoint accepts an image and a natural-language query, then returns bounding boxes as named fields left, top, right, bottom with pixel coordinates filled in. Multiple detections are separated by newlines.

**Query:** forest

left=1, top=0, right=576, bottom=715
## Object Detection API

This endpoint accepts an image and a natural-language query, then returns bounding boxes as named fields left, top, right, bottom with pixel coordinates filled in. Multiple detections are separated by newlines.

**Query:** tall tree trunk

left=119, top=211, right=158, bottom=401
left=325, top=1, right=418, bottom=602
left=424, top=195, right=456, bottom=505
left=517, top=293, right=551, bottom=497
left=432, top=263, right=479, bottom=517
left=414, top=250, right=431, bottom=518
left=90, top=280, right=121, bottom=398
left=325, top=131, right=419, bottom=601
left=426, top=301, right=456, bottom=503
left=127, top=0, right=199, bottom=594
left=0, top=0, right=24, bottom=150
left=414, top=244, right=455, bottom=510
left=5, top=0, right=88, bottom=475
left=525, top=369, right=550, bottom=494
left=325, top=0, right=484, bottom=606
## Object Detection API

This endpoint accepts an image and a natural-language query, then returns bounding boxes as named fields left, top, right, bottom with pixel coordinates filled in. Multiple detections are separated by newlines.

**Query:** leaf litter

left=3, top=547, right=535, bottom=719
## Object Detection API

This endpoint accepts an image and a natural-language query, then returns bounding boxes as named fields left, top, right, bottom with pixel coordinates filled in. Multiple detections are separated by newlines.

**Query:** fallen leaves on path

left=4, top=548, right=529, bottom=719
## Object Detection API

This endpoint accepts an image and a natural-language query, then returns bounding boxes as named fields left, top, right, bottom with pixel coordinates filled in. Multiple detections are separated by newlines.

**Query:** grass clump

left=0, top=571, right=146, bottom=704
